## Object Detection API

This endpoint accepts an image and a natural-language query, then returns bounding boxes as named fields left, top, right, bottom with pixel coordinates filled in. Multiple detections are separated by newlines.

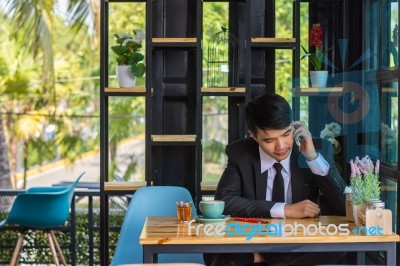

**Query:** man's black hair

left=245, top=93, right=293, bottom=136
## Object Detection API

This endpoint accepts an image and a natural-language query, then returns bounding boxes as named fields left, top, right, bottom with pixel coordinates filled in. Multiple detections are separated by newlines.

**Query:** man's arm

left=313, top=139, right=346, bottom=215
left=293, top=121, right=346, bottom=216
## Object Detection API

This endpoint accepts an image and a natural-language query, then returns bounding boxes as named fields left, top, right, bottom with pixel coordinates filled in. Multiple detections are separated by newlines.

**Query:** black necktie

left=272, top=163, right=285, bottom=202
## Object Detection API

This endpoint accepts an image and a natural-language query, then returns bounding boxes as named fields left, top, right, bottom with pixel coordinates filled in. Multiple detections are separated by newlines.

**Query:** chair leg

left=10, top=233, right=25, bottom=266
left=50, top=230, right=67, bottom=266
left=47, top=232, right=60, bottom=266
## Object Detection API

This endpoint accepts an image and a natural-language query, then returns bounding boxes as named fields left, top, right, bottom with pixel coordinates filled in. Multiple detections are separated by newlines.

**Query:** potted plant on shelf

left=301, top=23, right=332, bottom=88
left=111, top=29, right=146, bottom=88
left=349, top=155, right=381, bottom=226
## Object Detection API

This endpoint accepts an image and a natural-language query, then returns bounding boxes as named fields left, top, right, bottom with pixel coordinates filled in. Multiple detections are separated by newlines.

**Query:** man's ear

left=249, top=130, right=256, bottom=141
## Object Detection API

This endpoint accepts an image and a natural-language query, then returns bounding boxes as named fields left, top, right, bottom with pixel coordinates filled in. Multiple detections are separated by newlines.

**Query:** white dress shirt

left=259, top=146, right=330, bottom=218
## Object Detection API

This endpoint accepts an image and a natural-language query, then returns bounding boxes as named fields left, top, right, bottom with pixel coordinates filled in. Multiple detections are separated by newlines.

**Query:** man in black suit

left=204, top=93, right=347, bottom=266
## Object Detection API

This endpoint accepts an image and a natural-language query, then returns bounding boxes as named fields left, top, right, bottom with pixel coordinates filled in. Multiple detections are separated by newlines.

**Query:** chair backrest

left=4, top=172, right=85, bottom=228
left=111, top=186, right=203, bottom=266
left=67, top=172, right=85, bottom=202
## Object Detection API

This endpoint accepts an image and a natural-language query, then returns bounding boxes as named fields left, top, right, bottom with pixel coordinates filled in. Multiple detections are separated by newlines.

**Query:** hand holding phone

left=292, top=123, right=303, bottom=147
left=295, top=135, right=301, bottom=147
left=291, top=121, right=317, bottom=161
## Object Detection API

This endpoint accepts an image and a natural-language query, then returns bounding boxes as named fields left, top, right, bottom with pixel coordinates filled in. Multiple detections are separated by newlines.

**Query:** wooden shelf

left=382, top=87, right=397, bottom=93
left=104, top=181, right=147, bottom=191
left=201, top=87, right=246, bottom=96
left=151, top=38, right=198, bottom=48
left=201, top=87, right=246, bottom=93
left=105, top=87, right=146, bottom=93
left=151, top=134, right=197, bottom=142
left=201, top=182, right=218, bottom=191
left=251, top=38, right=296, bottom=48
left=251, top=37, right=296, bottom=43
left=294, top=87, right=343, bottom=96
left=152, top=38, right=197, bottom=43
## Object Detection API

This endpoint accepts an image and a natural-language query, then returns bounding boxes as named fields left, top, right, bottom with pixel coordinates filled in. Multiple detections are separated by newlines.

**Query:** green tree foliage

left=108, top=97, right=145, bottom=179
left=0, top=5, right=102, bottom=187
left=0, top=0, right=309, bottom=187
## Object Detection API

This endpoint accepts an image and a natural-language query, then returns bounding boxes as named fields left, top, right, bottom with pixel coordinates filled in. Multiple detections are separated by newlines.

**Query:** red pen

left=233, top=217, right=268, bottom=224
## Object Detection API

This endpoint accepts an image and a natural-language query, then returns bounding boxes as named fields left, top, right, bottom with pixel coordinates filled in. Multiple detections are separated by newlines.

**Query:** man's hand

left=292, top=121, right=317, bottom=161
left=284, top=199, right=320, bottom=218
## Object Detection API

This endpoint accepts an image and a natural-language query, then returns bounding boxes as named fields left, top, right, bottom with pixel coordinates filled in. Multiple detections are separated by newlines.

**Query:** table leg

left=357, top=251, right=366, bottom=264
left=143, top=246, right=158, bottom=263
left=386, top=243, right=396, bottom=266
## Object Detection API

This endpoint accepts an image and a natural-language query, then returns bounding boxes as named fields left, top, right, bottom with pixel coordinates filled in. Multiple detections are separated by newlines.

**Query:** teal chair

left=0, top=172, right=85, bottom=266
left=111, top=186, right=204, bottom=266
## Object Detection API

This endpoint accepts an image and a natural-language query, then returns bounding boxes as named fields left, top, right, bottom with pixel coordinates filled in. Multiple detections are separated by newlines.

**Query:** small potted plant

left=301, top=23, right=332, bottom=88
left=349, top=155, right=381, bottom=226
left=111, top=29, right=146, bottom=88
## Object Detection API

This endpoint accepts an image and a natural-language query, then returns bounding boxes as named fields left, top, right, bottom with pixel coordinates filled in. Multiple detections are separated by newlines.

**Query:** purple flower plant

left=349, top=155, right=381, bottom=205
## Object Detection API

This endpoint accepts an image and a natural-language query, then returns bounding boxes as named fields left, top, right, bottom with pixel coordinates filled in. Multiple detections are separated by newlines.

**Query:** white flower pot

left=116, top=65, right=136, bottom=88
left=310, top=70, right=328, bottom=88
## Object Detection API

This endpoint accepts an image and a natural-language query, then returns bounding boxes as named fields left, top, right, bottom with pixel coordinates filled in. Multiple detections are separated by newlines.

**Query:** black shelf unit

left=100, top=0, right=202, bottom=264
left=100, top=0, right=302, bottom=264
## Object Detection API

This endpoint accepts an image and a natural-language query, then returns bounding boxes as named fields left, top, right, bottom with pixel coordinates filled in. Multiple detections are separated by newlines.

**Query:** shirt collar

left=259, top=146, right=291, bottom=174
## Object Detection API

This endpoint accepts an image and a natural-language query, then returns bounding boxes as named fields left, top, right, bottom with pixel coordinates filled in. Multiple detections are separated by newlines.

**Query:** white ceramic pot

left=310, top=70, right=328, bottom=88
left=116, top=65, right=136, bottom=88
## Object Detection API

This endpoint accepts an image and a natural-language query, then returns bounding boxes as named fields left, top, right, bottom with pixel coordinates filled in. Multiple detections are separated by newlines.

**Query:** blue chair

left=0, top=172, right=85, bottom=266
left=111, top=186, right=204, bottom=266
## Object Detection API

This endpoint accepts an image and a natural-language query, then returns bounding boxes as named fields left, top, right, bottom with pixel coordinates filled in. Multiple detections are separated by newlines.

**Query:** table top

left=139, top=216, right=400, bottom=245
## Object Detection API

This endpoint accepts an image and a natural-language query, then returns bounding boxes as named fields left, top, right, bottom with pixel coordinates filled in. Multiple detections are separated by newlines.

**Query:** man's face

left=250, top=125, right=294, bottom=162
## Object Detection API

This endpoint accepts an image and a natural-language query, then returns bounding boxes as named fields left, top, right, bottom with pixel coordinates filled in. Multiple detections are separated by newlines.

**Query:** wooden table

left=140, top=216, right=399, bottom=265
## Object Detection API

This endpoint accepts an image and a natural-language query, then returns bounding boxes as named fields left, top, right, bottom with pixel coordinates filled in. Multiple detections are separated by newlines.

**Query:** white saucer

left=194, top=215, right=231, bottom=224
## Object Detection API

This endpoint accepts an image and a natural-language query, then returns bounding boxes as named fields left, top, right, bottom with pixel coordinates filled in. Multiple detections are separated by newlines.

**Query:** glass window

left=275, top=1, right=294, bottom=38
left=299, top=3, right=310, bottom=85
left=249, top=1, right=293, bottom=38
left=389, top=1, right=398, bottom=68
left=203, top=2, right=230, bottom=88
left=381, top=81, right=398, bottom=166
left=382, top=1, right=399, bottom=68
left=108, top=97, right=145, bottom=181
left=365, top=0, right=379, bottom=70
left=380, top=177, right=398, bottom=232
left=276, top=49, right=293, bottom=102
left=202, top=96, right=228, bottom=183
left=109, top=2, right=146, bottom=88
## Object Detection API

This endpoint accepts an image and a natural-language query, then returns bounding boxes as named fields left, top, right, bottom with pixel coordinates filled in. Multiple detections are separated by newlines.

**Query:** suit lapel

left=254, top=159, right=266, bottom=200
left=290, top=149, right=305, bottom=203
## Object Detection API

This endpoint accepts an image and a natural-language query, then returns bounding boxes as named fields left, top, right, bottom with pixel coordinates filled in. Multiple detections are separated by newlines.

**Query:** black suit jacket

left=215, top=137, right=346, bottom=217
left=204, top=138, right=347, bottom=266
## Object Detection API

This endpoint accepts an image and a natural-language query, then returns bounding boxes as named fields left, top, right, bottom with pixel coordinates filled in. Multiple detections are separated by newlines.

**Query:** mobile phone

left=292, top=125, right=302, bottom=147
left=295, top=136, right=301, bottom=147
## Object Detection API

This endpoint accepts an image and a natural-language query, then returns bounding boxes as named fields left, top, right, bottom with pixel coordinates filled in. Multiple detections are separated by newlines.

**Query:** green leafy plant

left=300, top=23, right=332, bottom=71
left=349, top=174, right=365, bottom=205
left=349, top=156, right=381, bottom=205
left=111, top=29, right=146, bottom=78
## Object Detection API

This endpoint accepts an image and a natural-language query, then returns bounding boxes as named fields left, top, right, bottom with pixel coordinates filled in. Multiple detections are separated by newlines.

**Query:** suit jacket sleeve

left=312, top=139, right=346, bottom=215
left=215, top=139, right=275, bottom=218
